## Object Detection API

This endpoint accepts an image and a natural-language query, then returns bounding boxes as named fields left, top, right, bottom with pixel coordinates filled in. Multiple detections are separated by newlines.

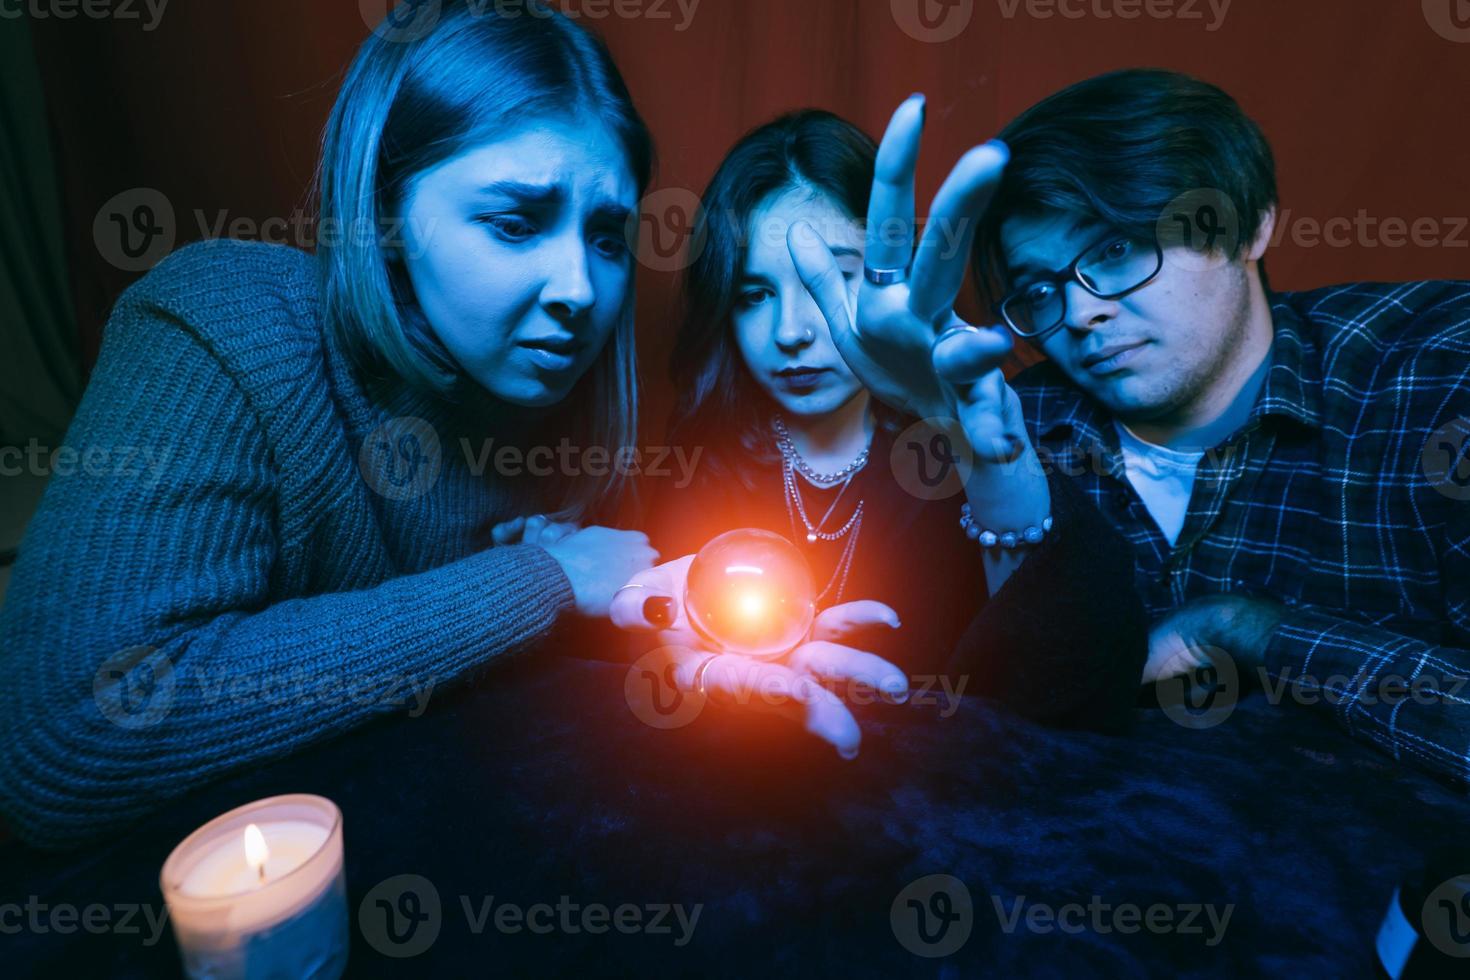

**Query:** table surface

left=4, top=652, right=1467, bottom=978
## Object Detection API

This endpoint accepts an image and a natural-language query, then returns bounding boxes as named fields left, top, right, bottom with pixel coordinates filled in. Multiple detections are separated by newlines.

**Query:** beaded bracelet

left=959, top=503, right=1054, bottom=551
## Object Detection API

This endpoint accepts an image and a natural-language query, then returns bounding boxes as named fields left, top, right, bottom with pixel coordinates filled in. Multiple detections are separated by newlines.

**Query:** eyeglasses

left=996, top=232, right=1164, bottom=341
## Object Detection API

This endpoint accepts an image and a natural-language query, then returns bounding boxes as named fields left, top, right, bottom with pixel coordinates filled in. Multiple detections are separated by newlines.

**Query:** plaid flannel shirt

left=1012, top=280, right=1470, bottom=787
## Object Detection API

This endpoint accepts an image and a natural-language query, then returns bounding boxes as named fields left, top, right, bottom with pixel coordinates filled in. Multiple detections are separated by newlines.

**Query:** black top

left=648, top=423, right=1150, bottom=732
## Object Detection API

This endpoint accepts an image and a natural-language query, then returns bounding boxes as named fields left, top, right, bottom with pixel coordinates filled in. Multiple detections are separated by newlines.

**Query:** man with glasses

left=969, top=68, right=1470, bottom=784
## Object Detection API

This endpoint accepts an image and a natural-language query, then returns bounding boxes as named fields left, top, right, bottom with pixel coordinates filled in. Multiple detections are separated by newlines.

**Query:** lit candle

left=161, top=794, right=348, bottom=980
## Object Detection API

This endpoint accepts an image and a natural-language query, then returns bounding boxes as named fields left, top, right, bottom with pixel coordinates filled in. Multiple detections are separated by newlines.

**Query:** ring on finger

left=692, top=653, right=724, bottom=697
left=864, top=264, right=909, bottom=286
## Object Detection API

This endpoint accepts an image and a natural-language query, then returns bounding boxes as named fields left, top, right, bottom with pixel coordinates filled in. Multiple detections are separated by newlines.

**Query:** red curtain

left=30, top=0, right=1470, bottom=433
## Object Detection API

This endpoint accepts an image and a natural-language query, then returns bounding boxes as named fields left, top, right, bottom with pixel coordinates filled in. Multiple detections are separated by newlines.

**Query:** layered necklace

left=772, top=414, right=869, bottom=605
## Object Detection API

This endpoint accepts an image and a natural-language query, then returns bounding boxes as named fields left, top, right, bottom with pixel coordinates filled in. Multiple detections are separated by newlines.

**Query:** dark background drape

left=1, top=16, right=80, bottom=448
left=16, top=0, right=1470, bottom=445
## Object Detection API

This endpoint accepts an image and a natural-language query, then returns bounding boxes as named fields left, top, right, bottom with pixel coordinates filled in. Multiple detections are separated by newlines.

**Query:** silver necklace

left=774, top=417, right=868, bottom=605
left=772, top=414, right=870, bottom=487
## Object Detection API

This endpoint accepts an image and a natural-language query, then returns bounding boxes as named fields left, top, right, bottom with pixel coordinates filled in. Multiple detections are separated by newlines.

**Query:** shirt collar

left=1251, top=296, right=1324, bottom=429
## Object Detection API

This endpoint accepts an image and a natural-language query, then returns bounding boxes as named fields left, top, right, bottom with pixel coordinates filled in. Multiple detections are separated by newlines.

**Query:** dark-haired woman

left=0, top=3, right=672, bottom=849
left=613, top=103, right=1148, bottom=756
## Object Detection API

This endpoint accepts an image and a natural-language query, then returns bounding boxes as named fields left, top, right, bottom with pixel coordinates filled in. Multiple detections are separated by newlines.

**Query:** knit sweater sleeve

left=0, top=295, right=575, bottom=850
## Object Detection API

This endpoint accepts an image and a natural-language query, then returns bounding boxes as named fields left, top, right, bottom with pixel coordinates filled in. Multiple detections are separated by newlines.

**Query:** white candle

left=161, top=795, right=348, bottom=980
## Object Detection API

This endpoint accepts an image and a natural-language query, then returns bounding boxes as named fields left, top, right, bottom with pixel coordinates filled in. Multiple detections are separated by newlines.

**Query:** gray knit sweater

left=0, top=240, right=577, bottom=849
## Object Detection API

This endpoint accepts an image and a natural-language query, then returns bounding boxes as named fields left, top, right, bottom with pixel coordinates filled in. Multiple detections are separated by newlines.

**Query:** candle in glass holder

left=161, top=794, right=348, bottom=979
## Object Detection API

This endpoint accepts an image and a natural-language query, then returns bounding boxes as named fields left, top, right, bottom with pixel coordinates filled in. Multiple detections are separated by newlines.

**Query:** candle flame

left=243, top=823, right=269, bottom=881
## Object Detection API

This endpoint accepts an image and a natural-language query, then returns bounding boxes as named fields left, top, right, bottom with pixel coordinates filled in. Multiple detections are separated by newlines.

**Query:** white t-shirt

left=1114, top=422, right=1206, bottom=547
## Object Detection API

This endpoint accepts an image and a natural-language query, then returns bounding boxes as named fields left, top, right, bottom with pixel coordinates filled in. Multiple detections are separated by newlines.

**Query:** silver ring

left=692, top=654, right=722, bottom=697
left=864, top=265, right=909, bottom=286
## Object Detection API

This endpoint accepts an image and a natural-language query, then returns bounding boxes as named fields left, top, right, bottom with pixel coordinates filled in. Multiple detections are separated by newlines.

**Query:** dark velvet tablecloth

left=4, top=651, right=1467, bottom=978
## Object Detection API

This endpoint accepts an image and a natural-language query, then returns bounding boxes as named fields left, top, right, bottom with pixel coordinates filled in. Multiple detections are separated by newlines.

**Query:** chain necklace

left=774, top=415, right=869, bottom=605
left=772, top=414, right=870, bottom=487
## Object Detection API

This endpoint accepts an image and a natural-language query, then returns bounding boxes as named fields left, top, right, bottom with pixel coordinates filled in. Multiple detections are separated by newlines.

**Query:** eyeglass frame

left=993, top=231, right=1165, bottom=342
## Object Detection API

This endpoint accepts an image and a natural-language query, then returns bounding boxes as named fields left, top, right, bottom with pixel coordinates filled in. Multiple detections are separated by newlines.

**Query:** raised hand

left=610, top=556, right=908, bottom=758
left=787, top=94, right=1028, bottom=464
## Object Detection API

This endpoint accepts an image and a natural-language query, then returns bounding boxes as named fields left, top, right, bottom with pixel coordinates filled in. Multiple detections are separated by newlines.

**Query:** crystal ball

left=684, top=529, right=817, bottom=659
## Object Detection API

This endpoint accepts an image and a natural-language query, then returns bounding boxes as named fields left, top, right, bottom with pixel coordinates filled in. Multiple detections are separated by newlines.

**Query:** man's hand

left=1143, top=594, right=1286, bottom=683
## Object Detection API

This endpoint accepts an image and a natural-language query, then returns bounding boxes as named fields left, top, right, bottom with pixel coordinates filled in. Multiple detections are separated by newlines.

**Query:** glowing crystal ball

left=684, top=529, right=817, bottom=659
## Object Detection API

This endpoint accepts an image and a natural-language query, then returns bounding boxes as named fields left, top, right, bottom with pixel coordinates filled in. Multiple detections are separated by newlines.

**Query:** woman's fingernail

left=642, top=596, right=674, bottom=628
left=839, top=744, right=859, bottom=761
left=882, top=677, right=909, bottom=703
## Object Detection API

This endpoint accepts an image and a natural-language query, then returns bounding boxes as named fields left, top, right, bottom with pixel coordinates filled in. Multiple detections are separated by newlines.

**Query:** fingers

left=812, top=600, right=902, bottom=640
left=788, top=221, right=857, bottom=347
left=491, top=516, right=526, bottom=546
left=788, top=640, right=910, bottom=704
left=538, top=521, right=578, bottom=546
left=865, top=94, right=925, bottom=274
left=908, top=141, right=1009, bottom=324
left=608, top=554, right=694, bottom=631
left=695, top=654, right=862, bottom=759
left=931, top=325, right=1013, bottom=387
